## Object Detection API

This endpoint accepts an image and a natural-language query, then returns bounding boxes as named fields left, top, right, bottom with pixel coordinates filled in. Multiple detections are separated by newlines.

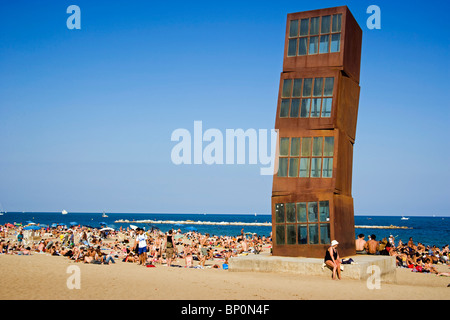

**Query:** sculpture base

left=229, top=253, right=397, bottom=283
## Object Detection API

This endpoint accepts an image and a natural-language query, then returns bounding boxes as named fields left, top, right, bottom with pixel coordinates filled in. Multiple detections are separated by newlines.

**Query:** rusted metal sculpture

left=272, top=6, right=362, bottom=258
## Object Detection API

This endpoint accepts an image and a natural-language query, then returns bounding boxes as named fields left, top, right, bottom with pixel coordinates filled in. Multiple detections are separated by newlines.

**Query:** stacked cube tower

left=272, top=6, right=362, bottom=258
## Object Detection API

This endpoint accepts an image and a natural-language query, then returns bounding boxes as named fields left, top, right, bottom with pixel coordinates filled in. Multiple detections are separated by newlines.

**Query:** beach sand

left=0, top=253, right=449, bottom=300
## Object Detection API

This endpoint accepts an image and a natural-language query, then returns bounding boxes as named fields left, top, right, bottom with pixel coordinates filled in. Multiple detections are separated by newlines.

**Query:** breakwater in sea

left=115, top=219, right=271, bottom=227
left=114, top=219, right=411, bottom=230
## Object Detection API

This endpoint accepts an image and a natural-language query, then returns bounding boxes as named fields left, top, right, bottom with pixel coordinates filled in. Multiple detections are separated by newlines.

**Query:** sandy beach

left=1, top=252, right=449, bottom=300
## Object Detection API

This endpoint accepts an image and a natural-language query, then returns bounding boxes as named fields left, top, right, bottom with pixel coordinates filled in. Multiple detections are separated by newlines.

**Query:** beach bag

left=341, top=258, right=354, bottom=265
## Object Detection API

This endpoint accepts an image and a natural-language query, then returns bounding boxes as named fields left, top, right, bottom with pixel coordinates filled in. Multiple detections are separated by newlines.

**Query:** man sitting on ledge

left=364, top=234, right=380, bottom=255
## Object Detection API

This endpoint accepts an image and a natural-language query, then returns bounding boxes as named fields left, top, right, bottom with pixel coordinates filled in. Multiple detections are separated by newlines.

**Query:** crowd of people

left=2, top=223, right=449, bottom=277
left=355, top=233, right=450, bottom=275
left=0, top=223, right=272, bottom=269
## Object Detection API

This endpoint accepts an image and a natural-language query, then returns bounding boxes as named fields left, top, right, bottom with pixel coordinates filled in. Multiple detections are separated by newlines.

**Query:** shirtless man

left=364, top=234, right=379, bottom=255
left=355, top=234, right=366, bottom=254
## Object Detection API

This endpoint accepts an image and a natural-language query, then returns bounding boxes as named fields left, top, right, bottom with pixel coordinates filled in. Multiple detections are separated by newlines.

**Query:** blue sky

left=0, top=0, right=449, bottom=216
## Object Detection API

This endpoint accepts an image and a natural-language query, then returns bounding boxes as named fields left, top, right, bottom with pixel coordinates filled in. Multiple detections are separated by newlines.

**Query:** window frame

left=277, top=136, right=335, bottom=179
left=287, top=14, right=342, bottom=57
left=279, top=77, right=335, bottom=119
left=274, top=200, right=331, bottom=245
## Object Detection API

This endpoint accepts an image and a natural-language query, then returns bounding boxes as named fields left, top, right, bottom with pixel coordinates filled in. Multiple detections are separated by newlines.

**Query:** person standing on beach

left=324, top=240, right=341, bottom=280
left=164, top=229, right=175, bottom=267
left=17, top=231, right=23, bottom=246
left=408, top=237, right=415, bottom=250
left=134, top=228, right=148, bottom=266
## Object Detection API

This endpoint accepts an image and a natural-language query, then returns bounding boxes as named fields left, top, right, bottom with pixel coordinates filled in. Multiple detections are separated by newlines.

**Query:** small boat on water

left=401, top=216, right=409, bottom=220
left=62, top=210, right=68, bottom=215
left=102, top=211, right=108, bottom=218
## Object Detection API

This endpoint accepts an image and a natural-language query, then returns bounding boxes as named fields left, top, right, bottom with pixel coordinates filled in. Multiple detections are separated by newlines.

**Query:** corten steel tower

left=272, top=6, right=362, bottom=258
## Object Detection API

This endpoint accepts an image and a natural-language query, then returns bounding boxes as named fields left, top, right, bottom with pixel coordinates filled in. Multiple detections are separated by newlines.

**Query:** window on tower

left=287, top=14, right=342, bottom=57
left=280, top=77, right=334, bottom=119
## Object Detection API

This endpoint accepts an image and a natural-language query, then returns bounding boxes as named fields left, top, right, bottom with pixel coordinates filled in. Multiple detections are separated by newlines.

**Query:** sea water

left=1, top=212, right=448, bottom=248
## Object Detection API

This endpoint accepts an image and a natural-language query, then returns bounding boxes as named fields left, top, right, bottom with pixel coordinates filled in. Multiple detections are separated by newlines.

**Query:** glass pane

left=286, top=203, right=296, bottom=223
left=288, top=39, right=298, bottom=57
left=286, top=225, right=296, bottom=245
left=275, top=203, right=285, bottom=223
left=322, top=158, right=333, bottom=178
left=300, top=99, right=310, bottom=118
left=280, top=99, right=290, bottom=118
left=299, top=158, right=310, bottom=178
left=311, top=99, right=321, bottom=118
left=282, top=79, right=292, bottom=98
left=321, top=98, right=332, bottom=117
left=290, top=138, right=300, bottom=156
left=297, top=203, right=307, bottom=222
left=279, top=138, right=289, bottom=156
left=278, top=158, right=288, bottom=177
left=288, top=158, right=299, bottom=177
left=321, top=15, right=331, bottom=34
left=312, top=137, right=323, bottom=156
left=332, top=14, right=342, bottom=33
left=292, top=79, right=302, bottom=97
left=324, top=77, right=334, bottom=96
left=313, top=78, right=323, bottom=97
left=290, top=99, right=300, bottom=117
left=289, top=19, right=299, bottom=38
left=319, top=35, right=329, bottom=53
left=311, top=158, right=322, bottom=177
left=330, top=33, right=341, bottom=53
left=320, top=224, right=330, bottom=244
left=301, top=137, right=311, bottom=156
left=310, top=17, right=320, bottom=35
left=276, top=225, right=285, bottom=245
left=298, top=225, right=308, bottom=244
left=300, top=19, right=309, bottom=36
left=298, top=37, right=308, bottom=56
left=309, top=224, right=319, bottom=244
left=323, top=137, right=334, bottom=156
left=319, top=201, right=330, bottom=222
left=308, top=202, right=318, bottom=222
left=309, top=36, right=318, bottom=54
left=302, top=78, right=312, bottom=97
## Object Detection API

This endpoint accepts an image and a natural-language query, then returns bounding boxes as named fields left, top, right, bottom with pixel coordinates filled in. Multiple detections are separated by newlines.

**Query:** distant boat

left=62, top=210, right=68, bottom=215
left=102, top=211, right=108, bottom=218
left=401, top=216, right=409, bottom=220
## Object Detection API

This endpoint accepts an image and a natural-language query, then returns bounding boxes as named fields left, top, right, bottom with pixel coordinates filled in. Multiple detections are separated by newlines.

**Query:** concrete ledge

left=228, top=254, right=397, bottom=283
